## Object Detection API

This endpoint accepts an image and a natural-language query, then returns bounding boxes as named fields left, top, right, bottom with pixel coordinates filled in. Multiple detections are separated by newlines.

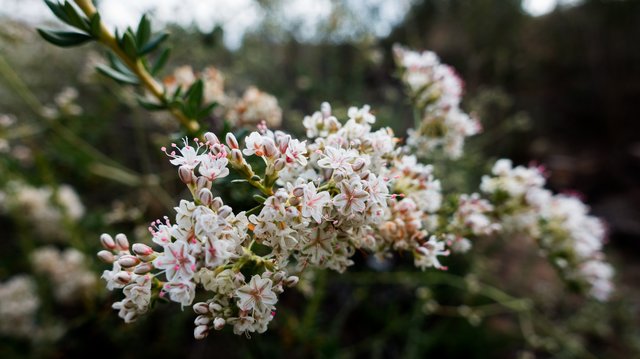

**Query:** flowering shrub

left=11, top=0, right=614, bottom=346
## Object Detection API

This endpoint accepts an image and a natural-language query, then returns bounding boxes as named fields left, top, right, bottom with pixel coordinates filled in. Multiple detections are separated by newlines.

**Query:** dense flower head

left=0, top=275, right=40, bottom=338
left=481, top=159, right=614, bottom=301
left=393, top=44, right=481, bottom=159
left=32, top=246, right=97, bottom=304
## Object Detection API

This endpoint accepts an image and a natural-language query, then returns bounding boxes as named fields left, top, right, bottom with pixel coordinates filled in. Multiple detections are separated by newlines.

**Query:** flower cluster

left=1, top=182, right=85, bottom=242
left=160, top=65, right=282, bottom=128
left=0, top=275, right=40, bottom=338
left=446, top=193, right=501, bottom=253
left=98, top=102, right=453, bottom=338
left=481, top=159, right=614, bottom=300
left=393, top=45, right=481, bottom=158
left=32, top=246, right=97, bottom=304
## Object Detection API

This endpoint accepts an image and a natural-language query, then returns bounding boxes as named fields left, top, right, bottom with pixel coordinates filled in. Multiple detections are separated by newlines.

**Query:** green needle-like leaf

left=37, top=29, right=93, bottom=47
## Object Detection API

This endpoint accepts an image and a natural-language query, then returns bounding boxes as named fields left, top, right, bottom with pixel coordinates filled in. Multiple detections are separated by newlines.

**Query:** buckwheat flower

left=347, top=105, right=376, bottom=124
left=204, top=236, right=236, bottom=267
left=0, top=275, right=40, bottom=338
left=153, top=241, right=196, bottom=282
left=243, top=132, right=266, bottom=157
left=333, top=180, right=369, bottom=216
left=162, top=138, right=207, bottom=169
left=414, top=236, right=450, bottom=270
left=199, top=154, right=230, bottom=181
left=300, top=182, right=331, bottom=223
left=122, top=274, right=152, bottom=310
left=236, top=275, right=278, bottom=313
left=317, top=146, right=355, bottom=172
left=163, top=280, right=196, bottom=307
left=32, top=246, right=98, bottom=303
left=284, top=138, right=308, bottom=166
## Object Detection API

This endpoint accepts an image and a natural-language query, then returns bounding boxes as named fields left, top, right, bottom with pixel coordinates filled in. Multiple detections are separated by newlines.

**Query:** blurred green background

left=1, top=0, right=639, bottom=357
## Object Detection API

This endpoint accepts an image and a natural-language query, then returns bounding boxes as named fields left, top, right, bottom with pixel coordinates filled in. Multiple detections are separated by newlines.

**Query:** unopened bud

left=193, top=302, right=210, bottom=315
left=352, top=158, right=366, bottom=172
left=97, top=250, right=114, bottom=264
left=194, top=325, right=209, bottom=340
left=133, top=262, right=154, bottom=274
left=198, top=188, right=213, bottom=206
left=204, top=132, right=219, bottom=145
left=274, top=158, right=285, bottom=171
left=178, top=166, right=193, bottom=184
left=100, top=233, right=116, bottom=250
left=213, top=317, right=226, bottom=330
left=321, top=102, right=332, bottom=118
left=272, top=271, right=285, bottom=282
left=209, top=303, right=222, bottom=313
left=225, top=133, right=239, bottom=149
left=211, top=197, right=223, bottom=210
left=217, top=205, right=232, bottom=218
left=132, top=243, right=154, bottom=257
left=333, top=172, right=344, bottom=182
left=285, top=275, right=299, bottom=287
left=115, top=233, right=129, bottom=251
left=114, top=271, right=132, bottom=285
left=194, top=315, right=211, bottom=326
left=263, top=139, right=277, bottom=158
left=118, top=255, right=141, bottom=268
left=231, top=148, right=243, bottom=163
left=292, top=186, right=304, bottom=197
left=289, top=197, right=300, bottom=206
left=196, top=176, right=210, bottom=192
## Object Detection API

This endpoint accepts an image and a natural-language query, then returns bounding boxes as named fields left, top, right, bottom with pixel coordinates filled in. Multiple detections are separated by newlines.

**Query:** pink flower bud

left=178, top=166, right=193, bottom=184
left=273, top=158, right=285, bottom=171
left=285, top=275, right=299, bottom=287
left=231, top=148, right=243, bottom=163
left=210, top=143, right=223, bottom=155
left=217, top=205, right=232, bottom=218
left=209, top=303, right=222, bottom=313
left=193, top=302, right=210, bottom=315
left=196, top=176, right=210, bottom=192
left=225, top=133, right=239, bottom=149
left=115, top=233, right=129, bottom=251
left=272, top=271, right=285, bottom=282
left=204, top=132, right=219, bottom=145
left=132, top=243, right=153, bottom=256
left=97, top=250, right=114, bottom=263
left=194, top=315, right=211, bottom=326
left=115, top=271, right=132, bottom=285
left=194, top=325, right=209, bottom=340
left=213, top=317, right=226, bottom=330
left=263, top=139, right=278, bottom=158
left=352, top=158, right=366, bottom=172
left=133, top=262, right=154, bottom=275
left=100, top=233, right=116, bottom=250
left=118, top=255, right=141, bottom=268
left=198, top=188, right=213, bottom=206
left=211, top=197, right=223, bottom=210
left=292, top=186, right=304, bottom=197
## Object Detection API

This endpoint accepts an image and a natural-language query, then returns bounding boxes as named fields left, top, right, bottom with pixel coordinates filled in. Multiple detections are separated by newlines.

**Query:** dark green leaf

left=136, top=14, right=151, bottom=46
left=197, top=102, right=217, bottom=119
left=89, top=13, right=102, bottom=38
left=96, top=64, right=140, bottom=85
left=62, top=1, right=89, bottom=31
left=151, top=48, right=171, bottom=75
left=252, top=194, right=267, bottom=203
left=136, top=96, right=166, bottom=111
left=121, top=31, right=138, bottom=60
left=107, top=52, right=136, bottom=77
left=185, top=79, right=204, bottom=110
left=139, top=32, right=169, bottom=55
left=37, top=29, right=93, bottom=47
left=44, top=0, right=70, bottom=24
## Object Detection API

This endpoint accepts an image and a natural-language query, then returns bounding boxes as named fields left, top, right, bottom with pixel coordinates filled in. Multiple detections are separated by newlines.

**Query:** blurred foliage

left=1, top=0, right=640, bottom=358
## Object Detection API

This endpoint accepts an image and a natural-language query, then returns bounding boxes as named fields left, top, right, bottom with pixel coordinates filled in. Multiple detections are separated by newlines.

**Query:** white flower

left=236, top=275, right=278, bottom=313
left=414, top=236, right=449, bottom=270
left=199, top=154, right=229, bottom=181
left=347, top=105, right=375, bottom=124
left=163, top=138, right=206, bottom=169
left=333, top=180, right=369, bottom=216
left=163, top=280, right=196, bottom=307
left=317, top=146, right=354, bottom=172
left=300, top=182, right=331, bottom=223
left=153, top=241, right=196, bottom=282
